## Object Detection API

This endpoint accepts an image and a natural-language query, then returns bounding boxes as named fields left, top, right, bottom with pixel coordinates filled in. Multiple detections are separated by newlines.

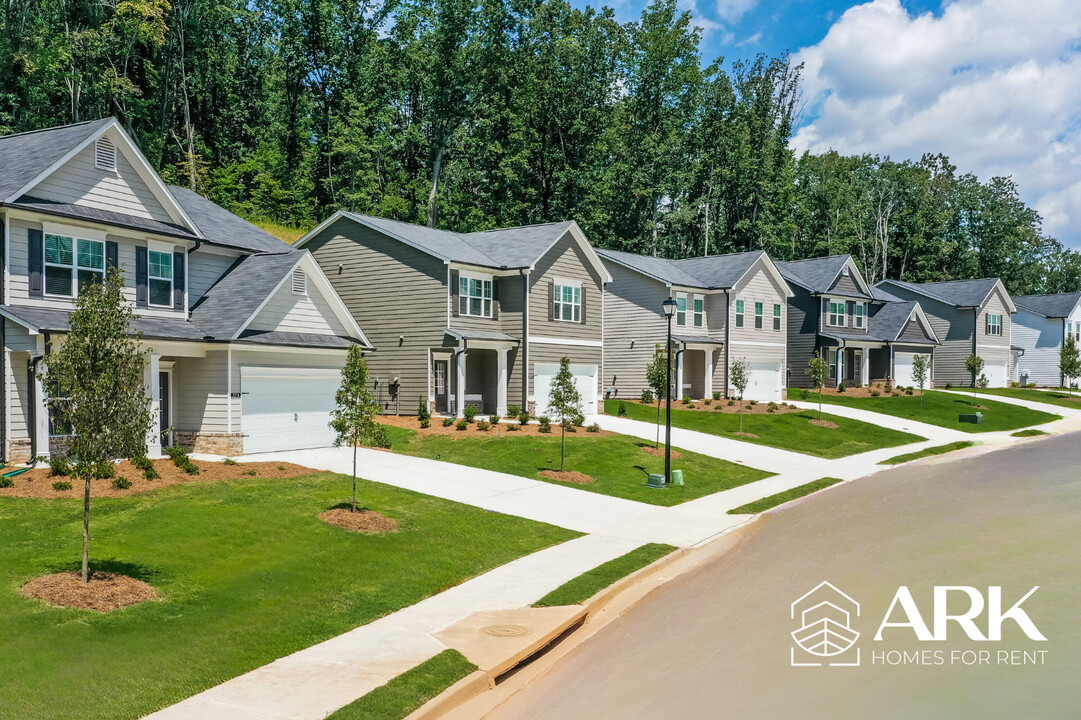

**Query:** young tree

left=911, top=354, right=931, bottom=415
left=965, top=354, right=985, bottom=407
left=548, top=357, right=583, bottom=472
left=1060, top=336, right=1081, bottom=396
left=729, top=357, right=750, bottom=433
left=807, top=350, right=830, bottom=420
left=645, top=344, right=668, bottom=447
left=42, top=270, right=152, bottom=584
left=329, top=345, right=387, bottom=513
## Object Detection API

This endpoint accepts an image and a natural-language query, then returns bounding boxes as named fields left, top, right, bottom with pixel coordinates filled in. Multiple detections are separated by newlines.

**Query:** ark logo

left=790, top=581, right=861, bottom=667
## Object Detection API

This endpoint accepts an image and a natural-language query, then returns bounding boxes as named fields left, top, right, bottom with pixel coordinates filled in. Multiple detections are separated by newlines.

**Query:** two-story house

left=597, top=248, right=793, bottom=402
left=777, top=256, right=939, bottom=388
left=875, top=277, right=1016, bottom=388
left=297, top=213, right=610, bottom=418
left=0, top=118, right=369, bottom=461
left=1010, top=292, right=1081, bottom=387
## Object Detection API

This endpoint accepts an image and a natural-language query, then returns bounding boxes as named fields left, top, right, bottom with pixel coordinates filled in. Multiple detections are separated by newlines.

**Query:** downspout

left=521, top=269, right=529, bottom=409
left=186, top=239, right=201, bottom=320
left=1, top=215, right=6, bottom=462
left=723, top=288, right=730, bottom=398
left=29, top=331, right=50, bottom=462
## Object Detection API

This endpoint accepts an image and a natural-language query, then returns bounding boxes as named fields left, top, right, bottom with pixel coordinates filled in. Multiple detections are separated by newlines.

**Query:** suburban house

left=875, top=277, right=1016, bottom=388
left=776, top=256, right=939, bottom=389
left=597, top=249, right=793, bottom=402
left=297, top=213, right=611, bottom=418
left=0, top=117, right=370, bottom=461
left=1010, top=292, right=1081, bottom=387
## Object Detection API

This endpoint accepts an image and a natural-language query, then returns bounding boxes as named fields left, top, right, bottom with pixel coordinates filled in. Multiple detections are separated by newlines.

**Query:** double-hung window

left=828, top=299, right=845, bottom=327
left=735, top=299, right=745, bottom=328
left=148, top=250, right=173, bottom=307
left=693, top=295, right=705, bottom=328
left=773, top=303, right=782, bottom=331
left=675, top=293, right=687, bottom=326
left=44, top=234, right=105, bottom=297
left=553, top=283, right=581, bottom=322
left=828, top=348, right=838, bottom=379
left=854, top=302, right=865, bottom=329
left=754, top=301, right=764, bottom=329
left=986, top=313, right=1002, bottom=336
left=459, top=275, right=493, bottom=317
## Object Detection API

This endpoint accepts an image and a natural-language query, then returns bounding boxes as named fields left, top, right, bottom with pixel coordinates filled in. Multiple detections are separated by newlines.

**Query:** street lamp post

left=661, top=296, right=678, bottom=484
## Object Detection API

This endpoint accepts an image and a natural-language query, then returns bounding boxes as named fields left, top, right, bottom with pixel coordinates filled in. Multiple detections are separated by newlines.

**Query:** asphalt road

left=484, top=434, right=1081, bottom=720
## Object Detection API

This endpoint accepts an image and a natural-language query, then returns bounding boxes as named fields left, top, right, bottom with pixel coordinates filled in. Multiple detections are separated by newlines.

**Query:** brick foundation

left=8, top=438, right=32, bottom=463
left=174, top=431, right=244, bottom=457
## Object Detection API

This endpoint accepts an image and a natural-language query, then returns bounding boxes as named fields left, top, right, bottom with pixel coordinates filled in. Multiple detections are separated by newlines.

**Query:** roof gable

left=597, top=248, right=790, bottom=294
left=776, top=255, right=871, bottom=298
left=878, top=277, right=1014, bottom=312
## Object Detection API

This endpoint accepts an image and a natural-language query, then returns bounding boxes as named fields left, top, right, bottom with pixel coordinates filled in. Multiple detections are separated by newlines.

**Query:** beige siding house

left=299, top=213, right=610, bottom=418
left=0, top=118, right=369, bottom=461
left=598, top=249, right=793, bottom=402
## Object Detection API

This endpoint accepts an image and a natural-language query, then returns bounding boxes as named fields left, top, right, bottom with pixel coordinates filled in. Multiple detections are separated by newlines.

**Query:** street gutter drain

left=483, top=624, right=530, bottom=638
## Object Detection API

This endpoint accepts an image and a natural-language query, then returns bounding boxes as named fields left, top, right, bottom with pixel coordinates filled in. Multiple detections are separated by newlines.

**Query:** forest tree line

left=3, top=0, right=1079, bottom=294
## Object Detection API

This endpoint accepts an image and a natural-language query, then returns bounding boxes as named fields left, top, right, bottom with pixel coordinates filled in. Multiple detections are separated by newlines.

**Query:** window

left=77, top=238, right=104, bottom=291
left=148, top=250, right=173, bottom=307
left=1070, top=322, right=1081, bottom=342
left=986, top=313, right=1002, bottom=336
left=754, top=301, right=764, bottom=329
left=828, top=348, right=838, bottom=379
left=553, top=283, right=581, bottom=322
left=828, top=299, right=845, bottom=327
left=459, top=275, right=493, bottom=317
left=94, top=137, right=117, bottom=171
left=44, top=234, right=104, bottom=297
left=693, top=295, right=705, bottom=328
left=291, top=269, right=307, bottom=296
left=773, top=303, right=782, bottom=331
left=854, top=302, right=865, bottom=329
left=676, top=293, right=687, bottom=326
left=735, top=299, right=745, bottom=328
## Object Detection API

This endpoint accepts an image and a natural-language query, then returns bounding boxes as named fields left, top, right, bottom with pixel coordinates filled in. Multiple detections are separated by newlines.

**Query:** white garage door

left=893, top=352, right=931, bottom=387
left=983, top=359, right=1009, bottom=388
left=745, top=360, right=783, bottom=402
left=241, top=367, right=341, bottom=454
left=534, top=363, right=597, bottom=416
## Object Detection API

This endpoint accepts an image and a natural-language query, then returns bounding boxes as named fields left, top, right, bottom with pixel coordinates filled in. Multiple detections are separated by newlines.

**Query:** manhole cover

left=483, top=624, right=530, bottom=638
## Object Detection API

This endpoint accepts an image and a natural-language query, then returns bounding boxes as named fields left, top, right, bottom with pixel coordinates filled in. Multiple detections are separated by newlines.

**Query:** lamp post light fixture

left=661, top=296, right=678, bottom=485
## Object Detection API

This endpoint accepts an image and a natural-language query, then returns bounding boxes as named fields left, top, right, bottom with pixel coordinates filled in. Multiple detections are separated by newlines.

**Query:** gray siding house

left=776, top=256, right=939, bottom=389
left=0, top=118, right=370, bottom=461
left=1011, top=292, right=1081, bottom=387
left=875, top=278, right=1016, bottom=388
left=598, top=249, right=793, bottom=402
left=298, top=213, right=611, bottom=418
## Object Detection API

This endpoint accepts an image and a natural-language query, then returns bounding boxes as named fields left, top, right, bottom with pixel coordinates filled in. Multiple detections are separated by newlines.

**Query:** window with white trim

left=44, top=234, right=105, bottom=297
left=827, top=299, right=845, bottom=327
left=854, top=302, right=865, bottom=329
left=986, top=313, right=1002, bottom=336
left=735, top=298, right=745, bottom=328
left=754, top=301, right=764, bottom=329
left=1069, top=322, right=1081, bottom=342
left=773, top=303, right=782, bottom=331
left=459, top=275, right=493, bottom=317
left=693, top=295, right=705, bottom=328
left=94, top=137, right=117, bottom=171
left=828, top=348, right=838, bottom=379
left=291, top=269, right=307, bottom=295
left=148, top=250, right=173, bottom=307
left=675, top=293, right=687, bottom=326
left=554, top=283, right=581, bottom=322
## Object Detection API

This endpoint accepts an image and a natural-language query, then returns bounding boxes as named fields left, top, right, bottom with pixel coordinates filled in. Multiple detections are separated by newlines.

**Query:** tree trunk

left=427, top=142, right=445, bottom=228
left=351, top=436, right=358, bottom=513
left=651, top=195, right=659, bottom=257
left=560, top=422, right=566, bottom=472
left=81, top=476, right=91, bottom=583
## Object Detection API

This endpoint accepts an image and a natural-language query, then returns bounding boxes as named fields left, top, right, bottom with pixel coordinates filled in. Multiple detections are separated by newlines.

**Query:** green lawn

left=1011, top=429, right=1049, bottom=438
left=787, top=389, right=1060, bottom=433
left=384, top=427, right=770, bottom=506
left=879, top=441, right=976, bottom=465
left=727, top=477, right=844, bottom=515
left=0, top=474, right=575, bottom=720
left=607, top=400, right=923, bottom=458
left=978, top=387, right=1081, bottom=411
left=327, top=650, right=476, bottom=720
left=534, top=543, right=677, bottom=607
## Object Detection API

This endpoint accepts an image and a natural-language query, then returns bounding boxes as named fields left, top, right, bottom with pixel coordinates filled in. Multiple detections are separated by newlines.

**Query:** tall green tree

left=807, top=350, right=830, bottom=421
left=548, top=356, right=582, bottom=472
left=729, top=357, right=750, bottom=433
left=329, top=345, right=387, bottom=513
left=1060, top=336, right=1080, bottom=395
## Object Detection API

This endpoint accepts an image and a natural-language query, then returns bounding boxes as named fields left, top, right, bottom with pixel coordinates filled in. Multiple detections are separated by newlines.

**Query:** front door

left=434, top=360, right=449, bottom=414
left=158, top=371, right=171, bottom=446
left=851, top=350, right=863, bottom=383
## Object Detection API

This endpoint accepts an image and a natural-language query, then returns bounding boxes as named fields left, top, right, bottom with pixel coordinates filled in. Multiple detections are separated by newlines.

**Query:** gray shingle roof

left=189, top=250, right=304, bottom=338
left=11, top=196, right=197, bottom=240
left=1012, top=292, right=1081, bottom=318
left=0, top=304, right=209, bottom=341
left=236, top=330, right=357, bottom=348
left=0, top=118, right=113, bottom=200
left=818, top=301, right=936, bottom=344
left=596, top=249, right=704, bottom=287
left=597, top=248, right=768, bottom=289
left=446, top=327, right=520, bottom=343
left=775, top=255, right=866, bottom=295
left=879, top=278, right=1001, bottom=308
left=672, top=334, right=725, bottom=345
left=169, top=186, right=290, bottom=254
left=871, top=285, right=904, bottom=303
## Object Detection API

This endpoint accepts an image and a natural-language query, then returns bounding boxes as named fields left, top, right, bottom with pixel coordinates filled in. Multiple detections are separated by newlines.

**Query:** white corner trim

left=42, top=221, right=109, bottom=243
left=529, top=336, right=603, bottom=348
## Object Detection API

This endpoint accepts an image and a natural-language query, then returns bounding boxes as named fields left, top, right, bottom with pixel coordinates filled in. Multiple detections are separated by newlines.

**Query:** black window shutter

left=135, top=245, right=148, bottom=308
left=579, top=286, right=586, bottom=323
left=28, top=228, right=43, bottom=297
left=450, top=270, right=459, bottom=317
left=847, top=300, right=855, bottom=326
left=173, top=251, right=186, bottom=311
left=492, top=278, right=500, bottom=320
left=548, top=281, right=555, bottom=321
left=105, top=241, right=119, bottom=272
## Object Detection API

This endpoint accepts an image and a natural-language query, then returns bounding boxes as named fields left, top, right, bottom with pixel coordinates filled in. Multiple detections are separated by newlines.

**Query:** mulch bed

left=734, top=431, right=760, bottom=438
left=809, top=419, right=839, bottom=429
left=810, top=386, right=921, bottom=399
left=319, top=508, right=399, bottom=533
left=640, top=445, right=682, bottom=459
left=539, top=470, right=594, bottom=484
left=21, top=571, right=158, bottom=612
left=620, top=399, right=802, bottom=416
left=0, top=459, right=318, bottom=499
left=377, top=414, right=615, bottom=437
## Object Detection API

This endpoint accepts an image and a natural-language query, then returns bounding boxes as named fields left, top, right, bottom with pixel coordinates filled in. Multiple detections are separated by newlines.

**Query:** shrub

left=181, top=460, right=200, bottom=475
left=111, top=476, right=132, bottom=490
left=93, top=461, right=117, bottom=479
left=52, top=480, right=73, bottom=491
left=417, top=396, right=431, bottom=424
left=47, top=456, right=71, bottom=477
left=455, top=419, right=468, bottom=431
left=476, top=420, right=491, bottom=431
left=871, top=389, right=881, bottom=397
left=419, top=419, right=430, bottom=429
left=977, top=374, right=989, bottom=389
left=0, top=477, right=13, bottom=488
left=704, top=398, right=712, bottom=406
left=130, top=455, right=160, bottom=480
left=489, top=414, right=501, bottom=424
left=223, top=458, right=238, bottom=466
left=852, top=381, right=862, bottom=389
left=905, top=388, right=914, bottom=395
left=538, top=416, right=552, bottom=433
left=767, top=401, right=778, bottom=413
left=712, top=391, right=721, bottom=400
left=837, top=382, right=846, bottom=393
left=242, top=468, right=257, bottom=476
left=518, top=412, right=531, bottom=426
left=587, top=423, right=600, bottom=433
left=641, top=389, right=654, bottom=404
left=163, top=445, right=188, bottom=462
left=800, top=389, right=811, bottom=401
left=682, top=395, right=692, bottom=404
left=617, top=401, right=628, bottom=416
left=507, top=405, right=521, bottom=418
left=277, top=465, right=286, bottom=471
left=463, top=406, right=478, bottom=423
left=572, top=412, right=585, bottom=426
left=442, top=417, right=454, bottom=427
left=748, top=399, right=758, bottom=407
left=727, top=399, right=735, bottom=406
left=507, top=423, right=520, bottom=431
left=944, top=382, right=953, bottom=390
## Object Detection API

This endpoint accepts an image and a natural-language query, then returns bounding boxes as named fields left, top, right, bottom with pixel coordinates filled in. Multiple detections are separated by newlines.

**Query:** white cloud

left=792, top=0, right=1081, bottom=246
left=678, top=0, right=725, bottom=35
left=716, top=0, right=759, bottom=23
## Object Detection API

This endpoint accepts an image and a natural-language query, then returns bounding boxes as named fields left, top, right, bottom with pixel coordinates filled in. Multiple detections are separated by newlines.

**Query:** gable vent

left=94, top=137, right=117, bottom=171
left=291, top=269, right=307, bottom=296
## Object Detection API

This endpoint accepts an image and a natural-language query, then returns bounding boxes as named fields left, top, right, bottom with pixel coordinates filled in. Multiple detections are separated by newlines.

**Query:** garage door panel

left=241, top=367, right=341, bottom=454
left=534, top=363, right=597, bottom=416
left=742, top=360, right=783, bottom=402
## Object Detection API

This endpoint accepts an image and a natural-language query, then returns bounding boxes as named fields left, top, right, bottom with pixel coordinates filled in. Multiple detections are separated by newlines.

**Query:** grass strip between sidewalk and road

left=879, top=441, right=975, bottom=465
left=727, top=477, right=844, bottom=515
left=1011, top=429, right=1049, bottom=437
left=533, top=543, right=678, bottom=607
left=326, top=650, right=476, bottom=720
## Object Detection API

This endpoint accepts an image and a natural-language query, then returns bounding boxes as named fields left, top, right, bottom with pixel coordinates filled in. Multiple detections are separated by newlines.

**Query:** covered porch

left=672, top=335, right=724, bottom=400
left=821, top=339, right=883, bottom=388
left=435, top=329, right=520, bottom=418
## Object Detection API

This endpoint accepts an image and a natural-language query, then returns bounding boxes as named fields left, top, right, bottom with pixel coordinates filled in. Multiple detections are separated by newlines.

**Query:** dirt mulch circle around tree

left=377, top=414, right=615, bottom=437
left=809, top=419, right=840, bottom=429
left=539, top=469, right=595, bottom=484
left=619, top=399, right=802, bottom=416
left=21, top=571, right=158, bottom=613
left=320, top=508, right=399, bottom=533
left=734, top=431, right=761, bottom=439
left=0, top=459, right=318, bottom=500
left=640, top=445, right=682, bottom=460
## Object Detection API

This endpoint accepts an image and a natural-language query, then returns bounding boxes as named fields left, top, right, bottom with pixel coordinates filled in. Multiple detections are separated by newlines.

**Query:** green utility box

left=670, top=469, right=684, bottom=486
left=647, top=473, right=667, bottom=489
left=958, top=412, right=984, bottom=424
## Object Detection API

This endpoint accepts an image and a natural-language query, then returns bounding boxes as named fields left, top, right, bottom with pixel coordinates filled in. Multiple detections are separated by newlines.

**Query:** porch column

left=144, top=352, right=162, bottom=459
left=32, top=354, right=50, bottom=460
left=703, top=348, right=714, bottom=400
left=675, top=349, right=684, bottom=400
left=496, top=347, right=508, bottom=417
left=455, top=350, right=466, bottom=419
left=862, top=350, right=871, bottom=386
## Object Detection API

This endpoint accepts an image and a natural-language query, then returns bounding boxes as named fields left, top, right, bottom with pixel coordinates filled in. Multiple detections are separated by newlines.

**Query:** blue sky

left=570, top=0, right=1081, bottom=247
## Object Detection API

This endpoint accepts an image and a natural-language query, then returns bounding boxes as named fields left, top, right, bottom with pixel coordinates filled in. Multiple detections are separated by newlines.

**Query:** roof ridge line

left=0, top=117, right=110, bottom=142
